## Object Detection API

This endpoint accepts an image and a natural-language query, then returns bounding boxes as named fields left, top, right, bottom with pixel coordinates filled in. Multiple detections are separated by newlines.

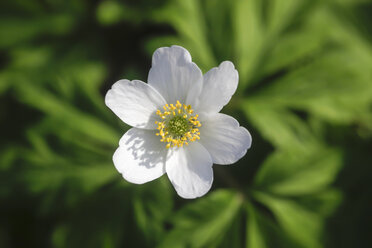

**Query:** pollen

left=155, top=100, right=201, bottom=148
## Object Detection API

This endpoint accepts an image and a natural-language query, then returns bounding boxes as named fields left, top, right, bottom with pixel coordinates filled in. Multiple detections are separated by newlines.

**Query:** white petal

left=105, top=79, right=166, bottom=129
left=196, top=61, right=238, bottom=117
left=199, top=113, right=251, bottom=165
left=148, top=46, right=203, bottom=106
left=113, top=128, right=167, bottom=184
left=166, top=142, right=213, bottom=199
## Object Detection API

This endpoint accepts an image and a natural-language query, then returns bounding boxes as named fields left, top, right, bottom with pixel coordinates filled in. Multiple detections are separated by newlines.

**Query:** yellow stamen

left=155, top=101, right=201, bottom=149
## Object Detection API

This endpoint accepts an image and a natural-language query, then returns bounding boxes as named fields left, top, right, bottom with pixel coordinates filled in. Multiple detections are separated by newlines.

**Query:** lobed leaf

left=158, top=190, right=243, bottom=248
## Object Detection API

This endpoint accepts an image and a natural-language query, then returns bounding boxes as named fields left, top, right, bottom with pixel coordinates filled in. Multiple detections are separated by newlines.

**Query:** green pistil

left=166, top=116, right=190, bottom=138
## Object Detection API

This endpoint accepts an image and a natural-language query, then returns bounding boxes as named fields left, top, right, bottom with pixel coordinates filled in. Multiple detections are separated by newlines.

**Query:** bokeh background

left=1, top=0, right=372, bottom=247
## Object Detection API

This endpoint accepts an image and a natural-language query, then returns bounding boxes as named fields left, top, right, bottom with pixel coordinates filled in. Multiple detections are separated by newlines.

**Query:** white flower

left=105, top=45, right=252, bottom=199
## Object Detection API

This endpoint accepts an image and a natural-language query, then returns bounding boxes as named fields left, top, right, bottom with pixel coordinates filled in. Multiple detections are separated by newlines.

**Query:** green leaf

left=232, top=0, right=264, bottom=86
left=254, top=192, right=323, bottom=248
left=243, top=100, right=319, bottom=150
left=254, top=147, right=342, bottom=196
left=23, top=129, right=117, bottom=198
left=158, top=190, right=243, bottom=248
left=24, top=162, right=117, bottom=195
left=218, top=213, right=243, bottom=248
left=133, top=178, right=173, bottom=244
left=262, top=26, right=328, bottom=76
left=9, top=46, right=53, bottom=69
left=96, top=1, right=126, bottom=25
left=52, top=182, right=170, bottom=248
left=0, top=147, right=18, bottom=170
left=246, top=202, right=301, bottom=248
left=152, top=0, right=216, bottom=70
left=252, top=7, right=372, bottom=126
left=0, top=15, right=74, bottom=48
left=246, top=204, right=267, bottom=248
left=265, top=0, right=308, bottom=36
left=297, top=188, right=342, bottom=217
left=253, top=48, right=372, bottom=122
left=51, top=185, right=132, bottom=248
left=15, top=82, right=119, bottom=146
left=200, top=0, right=235, bottom=61
left=0, top=72, right=11, bottom=94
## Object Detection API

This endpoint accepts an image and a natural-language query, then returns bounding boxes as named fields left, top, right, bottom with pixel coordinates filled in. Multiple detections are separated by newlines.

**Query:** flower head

left=105, top=46, right=252, bottom=199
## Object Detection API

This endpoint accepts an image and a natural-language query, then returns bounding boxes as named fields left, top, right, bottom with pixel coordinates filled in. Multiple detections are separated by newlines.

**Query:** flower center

left=155, top=100, right=201, bottom=149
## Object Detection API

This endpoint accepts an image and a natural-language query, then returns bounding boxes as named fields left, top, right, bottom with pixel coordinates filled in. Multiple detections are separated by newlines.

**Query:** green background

left=1, top=0, right=371, bottom=247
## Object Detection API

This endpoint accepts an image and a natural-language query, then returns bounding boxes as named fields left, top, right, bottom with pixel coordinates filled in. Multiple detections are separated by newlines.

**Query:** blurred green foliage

left=1, top=0, right=372, bottom=247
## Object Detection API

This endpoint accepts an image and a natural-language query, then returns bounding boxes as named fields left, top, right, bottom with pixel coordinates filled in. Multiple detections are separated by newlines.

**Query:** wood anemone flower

left=105, top=45, right=252, bottom=199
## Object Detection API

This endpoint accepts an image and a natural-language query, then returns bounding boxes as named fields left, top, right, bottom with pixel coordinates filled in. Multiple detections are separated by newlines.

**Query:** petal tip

left=152, top=45, right=192, bottom=66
